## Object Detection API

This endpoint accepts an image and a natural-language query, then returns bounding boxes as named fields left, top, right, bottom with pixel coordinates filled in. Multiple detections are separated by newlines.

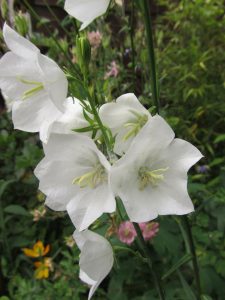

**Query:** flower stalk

left=141, top=0, right=159, bottom=113
left=133, top=222, right=166, bottom=300
left=182, top=216, right=202, bottom=300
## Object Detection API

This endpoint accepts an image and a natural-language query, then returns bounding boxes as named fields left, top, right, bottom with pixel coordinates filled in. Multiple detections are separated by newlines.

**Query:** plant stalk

left=141, top=0, right=160, bottom=113
left=133, top=222, right=166, bottom=300
left=182, top=216, right=202, bottom=300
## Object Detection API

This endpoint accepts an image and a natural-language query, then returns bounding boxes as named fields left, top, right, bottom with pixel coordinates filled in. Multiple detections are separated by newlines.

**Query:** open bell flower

left=0, top=23, right=68, bottom=142
left=73, top=230, right=114, bottom=300
left=111, top=115, right=203, bottom=222
left=34, top=133, right=115, bottom=231
left=64, top=0, right=110, bottom=31
left=99, top=93, right=152, bottom=155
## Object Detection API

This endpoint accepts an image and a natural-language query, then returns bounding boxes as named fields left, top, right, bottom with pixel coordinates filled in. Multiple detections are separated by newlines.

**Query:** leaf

left=177, top=270, right=197, bottom=300
left=162, top=254, right=192, bottom=280
left=4, top=205, right=30, bottom=217
left=213, top=134, right=225, bottom=144
left=0, top=179, right=15, bottom=199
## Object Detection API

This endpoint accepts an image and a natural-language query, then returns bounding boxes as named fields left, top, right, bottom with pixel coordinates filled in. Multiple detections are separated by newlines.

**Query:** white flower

left=0, top=23, right=68, bottom=142
left=99, top=93, right=152, bottom=155
left=73, top=230, right=113, bottom=300
left=111, top=115, right=203, bottom=222
left=34, top=133, right=115, bottom=231
left=64, top=0, right=110, bottom=30
left=42, top=97, right=90, bottom=141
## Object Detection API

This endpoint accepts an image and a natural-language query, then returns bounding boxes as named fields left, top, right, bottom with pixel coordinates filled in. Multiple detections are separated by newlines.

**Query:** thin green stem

left=133, top=222, right=166, bottom=300
left=129, top=0, right=136, bottom=91
left=42, top=0, right=71, bottom=36
left=141, top=0, right=160, bottom=113
left=182, top=216, right=202, bottom=300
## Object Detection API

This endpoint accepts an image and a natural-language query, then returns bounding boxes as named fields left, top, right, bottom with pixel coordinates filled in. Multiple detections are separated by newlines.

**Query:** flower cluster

left=22, top=241, right=53, bottom=279
left=0, top=3, right=203, bottom=297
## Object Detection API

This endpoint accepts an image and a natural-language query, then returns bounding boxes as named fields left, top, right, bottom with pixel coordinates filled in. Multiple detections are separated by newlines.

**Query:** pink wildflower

left=117, top=221, right=137, bottom=245
left=87, top=31, right=102, bottom=49
left=104, top=61, right=119, bottom=79
left=139, top=222, right=159, bottom=241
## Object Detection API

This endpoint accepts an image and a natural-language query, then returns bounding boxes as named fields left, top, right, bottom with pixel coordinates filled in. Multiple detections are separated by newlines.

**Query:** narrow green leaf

left=177, top=270, right=197, bottom=300
left=162, top=253, right=192, bottom=280
left=4, top=205, right=30, bottom=217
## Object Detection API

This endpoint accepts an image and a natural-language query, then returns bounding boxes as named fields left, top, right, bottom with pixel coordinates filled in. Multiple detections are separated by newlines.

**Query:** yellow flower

left=22, top=241, right=50, bottom=258
left=34, top=258, right=53, bottom=279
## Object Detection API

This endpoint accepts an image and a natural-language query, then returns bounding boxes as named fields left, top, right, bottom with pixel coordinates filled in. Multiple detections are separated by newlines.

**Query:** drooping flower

left=99, top=93, right=151, bottom=155
left=87, top=31, right=102, bottom=49
left=139, top=222, right=159, bottom=241
left=0, top=23, right=68, bottom=142
left=104, top=61, right=120, bottom=79
left=22, top=241, right=50, bottom=258
left=73, top=230, right=114, bottom=299
left=64, top=0, right=110, bottom=31
left=34, top=257, right=53, bottom=279
left=111, top=115, right=203, bottom=222
left=117, top=221, right=137, bottom=245
left=34, top=133, right=116, bottom=231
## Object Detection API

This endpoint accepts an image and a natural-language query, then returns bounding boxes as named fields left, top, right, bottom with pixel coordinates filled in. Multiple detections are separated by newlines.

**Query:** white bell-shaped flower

left=73, top=230, right=114, bottom=299
left=99, top=93, right=152, bottom=155
left=64, top=0, right=110, bottom=30
left=0, top=24, right=68, bottom=141
left=34, top=133, right=115, bottom=231
left=111, top=115, right=203, bottom=222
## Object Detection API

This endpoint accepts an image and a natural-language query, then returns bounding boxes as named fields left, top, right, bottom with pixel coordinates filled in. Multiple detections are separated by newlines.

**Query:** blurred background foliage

left=0, top=0, right=225, bottom=299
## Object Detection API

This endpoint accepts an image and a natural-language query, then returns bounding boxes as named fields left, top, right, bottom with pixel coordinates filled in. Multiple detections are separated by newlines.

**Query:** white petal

left=3, top=23, right=39, bottom=59
left=50, top=97, right=89, bottom=135
left=73, top=230, right=114, bottom=299
left=99, top=93, right=151, bottom=155
left=100, top=93, right=150, bottom=130
left=64, top=0, right=110, bottom=30
left=67, top=183, right=115, bottom=231
left=37, top=54, right=67, bottom=112
left=34, top=158, right=79, bottom=211
left=12, top=93, right=61, bottom=133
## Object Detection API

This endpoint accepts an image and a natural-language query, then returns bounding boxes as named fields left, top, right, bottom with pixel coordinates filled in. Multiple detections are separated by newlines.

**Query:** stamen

left=72, top=164, right=107, bottom=189
left=123, top=111, right=148, bottom=141
left=17, top=77, right=44, bottom=100
left=138, top=167, right=168, bottom=190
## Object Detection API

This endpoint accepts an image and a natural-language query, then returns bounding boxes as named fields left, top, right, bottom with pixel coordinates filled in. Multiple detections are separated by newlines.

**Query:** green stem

left=141, top=0, right=160, bottom=113
left=133, top=222, right=166, bottom=300
left=129, top=0, right=136, bottom=91
left=182, top=216, right=202, bottom=300
left=42, top=0, right=71, bottom=36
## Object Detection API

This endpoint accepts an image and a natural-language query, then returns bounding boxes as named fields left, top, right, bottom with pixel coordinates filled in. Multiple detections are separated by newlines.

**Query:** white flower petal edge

left=73, top=230, right=114, bottom=300
left=99, top=93, right=152, bottom=155
left=50, top=97, right=89, bottom=135
left=64, top=0, right=110, bottom=30
left=0, top=24, right=68, bottom=140
left=110, top=115, right=203, bottom=222
left=34, top=133, right=116, bottom=231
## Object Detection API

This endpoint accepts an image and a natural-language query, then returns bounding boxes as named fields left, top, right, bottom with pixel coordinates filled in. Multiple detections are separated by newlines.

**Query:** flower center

left=123, top=111, right=148, bottom=141
left=72, top=164, right=107, bottom=189
left=17, top=77, right=44, bottom=100
left=138, top=166, right=168, bottom=191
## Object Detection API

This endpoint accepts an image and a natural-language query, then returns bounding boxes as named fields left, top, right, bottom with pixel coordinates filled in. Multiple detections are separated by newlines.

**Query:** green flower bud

left=76, top=36, right=91, bottom=77
left=14, top=12, right=29, bottom=37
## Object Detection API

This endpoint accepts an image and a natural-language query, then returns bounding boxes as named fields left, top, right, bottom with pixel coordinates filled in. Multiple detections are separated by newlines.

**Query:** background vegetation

left=0, top=0, right=225, bottom=299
